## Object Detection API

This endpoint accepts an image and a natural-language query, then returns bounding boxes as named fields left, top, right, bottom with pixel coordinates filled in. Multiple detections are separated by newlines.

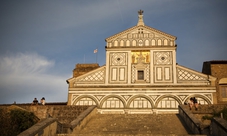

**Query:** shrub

left=0, top=106, right=39, bottom=136
left=202, top=115, right=213, bottom=120
left=202, top=107, right=227, bottom=121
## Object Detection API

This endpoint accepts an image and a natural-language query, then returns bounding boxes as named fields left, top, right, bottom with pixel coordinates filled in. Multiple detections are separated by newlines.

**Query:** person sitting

left=188, top=97, right=198, bottom=110
left=32, top=98, right=38, bottom=105
left=188, top=97, right=194, bottom=110
left=40, top=97, right=45, bottom=105
left=193, top=97, right=198, bottom=110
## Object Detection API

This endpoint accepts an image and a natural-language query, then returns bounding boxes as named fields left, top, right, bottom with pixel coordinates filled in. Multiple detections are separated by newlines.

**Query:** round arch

left=157, top=39, right=162, bottom=46
left=114, top=40, right=118, bottom=47
left=132, top=40, right=137, bottom=46
left=184, top=95, right=212, bottom=105
left=72, top=95, right=99, bottom=107
left=163, top=39, right=168, bottom=46
left=100, top=95, right=126, bottom=109
left=126, top=95, right=154, bottom=109
left=219, top=78, right=227, bottom=84
left=151, top=39, right=156, bottom=46
left=120, top=40, right=124, bottom=47
left=155, top=95, right=182, bottom=109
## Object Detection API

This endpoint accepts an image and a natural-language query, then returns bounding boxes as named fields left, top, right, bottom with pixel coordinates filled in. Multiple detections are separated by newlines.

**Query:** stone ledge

left=18, top=118, right=57, bottom=136
left=70, top=105, right=96, bottom=129
left=213, top=117, right=227, bottom=129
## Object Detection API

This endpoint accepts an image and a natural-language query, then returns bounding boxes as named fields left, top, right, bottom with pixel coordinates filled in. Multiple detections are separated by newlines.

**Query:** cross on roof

left=138, top=10, right=144, bottom=15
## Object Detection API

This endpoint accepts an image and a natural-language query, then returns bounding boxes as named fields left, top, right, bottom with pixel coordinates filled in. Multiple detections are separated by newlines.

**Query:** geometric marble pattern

left=131, top=64, right=150, bottom=83
left=154, top=51, right=172, bottom=65
left=177, top=68, right=207, bottom=81
left=150, top=95, right=159, bottom=101
left=122, top=95, right=132, bottom=101
left=145, top=64, right=150, bottom=83
left=131, top=65, right=136, bottom=83
left=94, top=95, right=105, bottom=101
left=204, top=94, right=212, bottom=101
left=178, top=95, right=187, bottom=101
left=110, top=52, right=127, bottom=66
left=77, top=69, right=105, bottom=82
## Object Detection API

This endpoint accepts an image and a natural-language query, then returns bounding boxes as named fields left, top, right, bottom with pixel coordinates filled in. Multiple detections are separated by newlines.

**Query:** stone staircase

left=50, top=106, right=89, bottom=125
left=57, top=114, right=205, bottom=136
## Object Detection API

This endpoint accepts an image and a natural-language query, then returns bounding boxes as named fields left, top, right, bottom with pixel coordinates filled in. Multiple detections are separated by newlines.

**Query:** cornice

left=105, top=25, right=177, bottom=42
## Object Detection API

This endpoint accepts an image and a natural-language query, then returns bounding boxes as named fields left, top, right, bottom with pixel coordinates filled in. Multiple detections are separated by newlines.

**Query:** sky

left=0, top=0, right=226, bottom=104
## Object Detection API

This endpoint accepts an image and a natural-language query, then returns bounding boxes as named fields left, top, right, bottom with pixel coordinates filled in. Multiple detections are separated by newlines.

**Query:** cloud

left=0, top=52, right=68, bottom=104
left=0, top=52, right=54, bottom=75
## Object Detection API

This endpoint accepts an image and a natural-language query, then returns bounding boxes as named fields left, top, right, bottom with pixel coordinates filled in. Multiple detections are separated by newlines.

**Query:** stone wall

left=70, top=106, right=97, bottom=134
left=211, top=64, right=227, bottom=103
left=211, top=117, right=227, bottom=136
left=17, top=105, right=97, bottom=136
left=179, top=105, right=208, bottom=135
left=202, top=61, right=227, bottom=103
left=73, top=63, right=100, bottom=78
left=18, top=118, right=59, bottom=136
left=202, top=61, right=227, bottom=78
left=179, top=104, right=227, bottom=135
left=211, top=64, right=227, bottom=79
left=18, top=105, right=90, bottom=125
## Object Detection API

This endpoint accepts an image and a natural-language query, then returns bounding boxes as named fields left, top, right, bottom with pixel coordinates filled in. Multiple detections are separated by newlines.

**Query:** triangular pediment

left=105, top=25, right=177, bottom=48
left=106, top=25, right=176, bottom=41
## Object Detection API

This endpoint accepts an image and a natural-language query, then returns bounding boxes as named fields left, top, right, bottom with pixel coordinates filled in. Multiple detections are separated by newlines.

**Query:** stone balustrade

left=179, top=104, right=227, bottom=135
left=15, top=105, right=97, bottom=135
left=211, top=117, right=227, bottom=136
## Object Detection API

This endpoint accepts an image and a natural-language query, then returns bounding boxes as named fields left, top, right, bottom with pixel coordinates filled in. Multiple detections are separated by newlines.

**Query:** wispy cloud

left=0, top=52, right=54, bottom=75
left=0, top=52, right=68, bottom=104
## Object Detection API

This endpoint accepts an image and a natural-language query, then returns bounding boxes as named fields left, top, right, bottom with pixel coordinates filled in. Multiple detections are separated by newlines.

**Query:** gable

left=176, top=65, right=216, bottom=84
left=105, top=25, right=177, bottom=48
left=68, top=66, right=106, bottom=86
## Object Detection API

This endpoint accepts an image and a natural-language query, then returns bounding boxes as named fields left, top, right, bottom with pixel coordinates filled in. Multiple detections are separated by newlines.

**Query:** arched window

left=114, top=40, right=118, bottom=46
left=74, top=97, right=96, bottom=105
left=126, top=40, right=130, bottom=46
left=129, top=97, right=152, bottom=108
left=158, top=39, right=162, bottom=46
left=132, top=40, right=137, bottom=46
left=102, top=97, right=124, bottom=108
left=219, top=78, right=227, bottom=100
left=164, top=39, right=168, bottom=46
left=145, top=40, right=149, bottom=46
left=151, top=40, right=155, bottom=46
left=157, top=97, right=179, bottom=108
left=120, top=40, right=124, bottom=46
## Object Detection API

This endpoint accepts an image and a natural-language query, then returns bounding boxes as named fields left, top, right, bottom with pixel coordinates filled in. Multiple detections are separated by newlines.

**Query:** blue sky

left=0, top=0, right=226, bottom=104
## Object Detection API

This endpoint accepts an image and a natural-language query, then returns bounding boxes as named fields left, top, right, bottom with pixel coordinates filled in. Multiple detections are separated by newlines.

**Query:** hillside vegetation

left=0, top=105, right=39, bottom=136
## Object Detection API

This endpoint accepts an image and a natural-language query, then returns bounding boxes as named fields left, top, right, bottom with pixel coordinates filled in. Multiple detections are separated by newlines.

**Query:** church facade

left=67, top=10, right=216, bottom=114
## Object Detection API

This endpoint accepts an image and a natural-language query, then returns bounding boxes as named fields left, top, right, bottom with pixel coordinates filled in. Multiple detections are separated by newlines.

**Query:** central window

left=138, top=70, right=144, bottom=80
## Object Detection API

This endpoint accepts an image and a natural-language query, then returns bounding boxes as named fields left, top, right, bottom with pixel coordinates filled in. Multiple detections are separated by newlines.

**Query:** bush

left=202, top=115, right=213, bottom=120
left=202, top=107, right=227, bottom=121
left=0, top=106, right=39, bottom=136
